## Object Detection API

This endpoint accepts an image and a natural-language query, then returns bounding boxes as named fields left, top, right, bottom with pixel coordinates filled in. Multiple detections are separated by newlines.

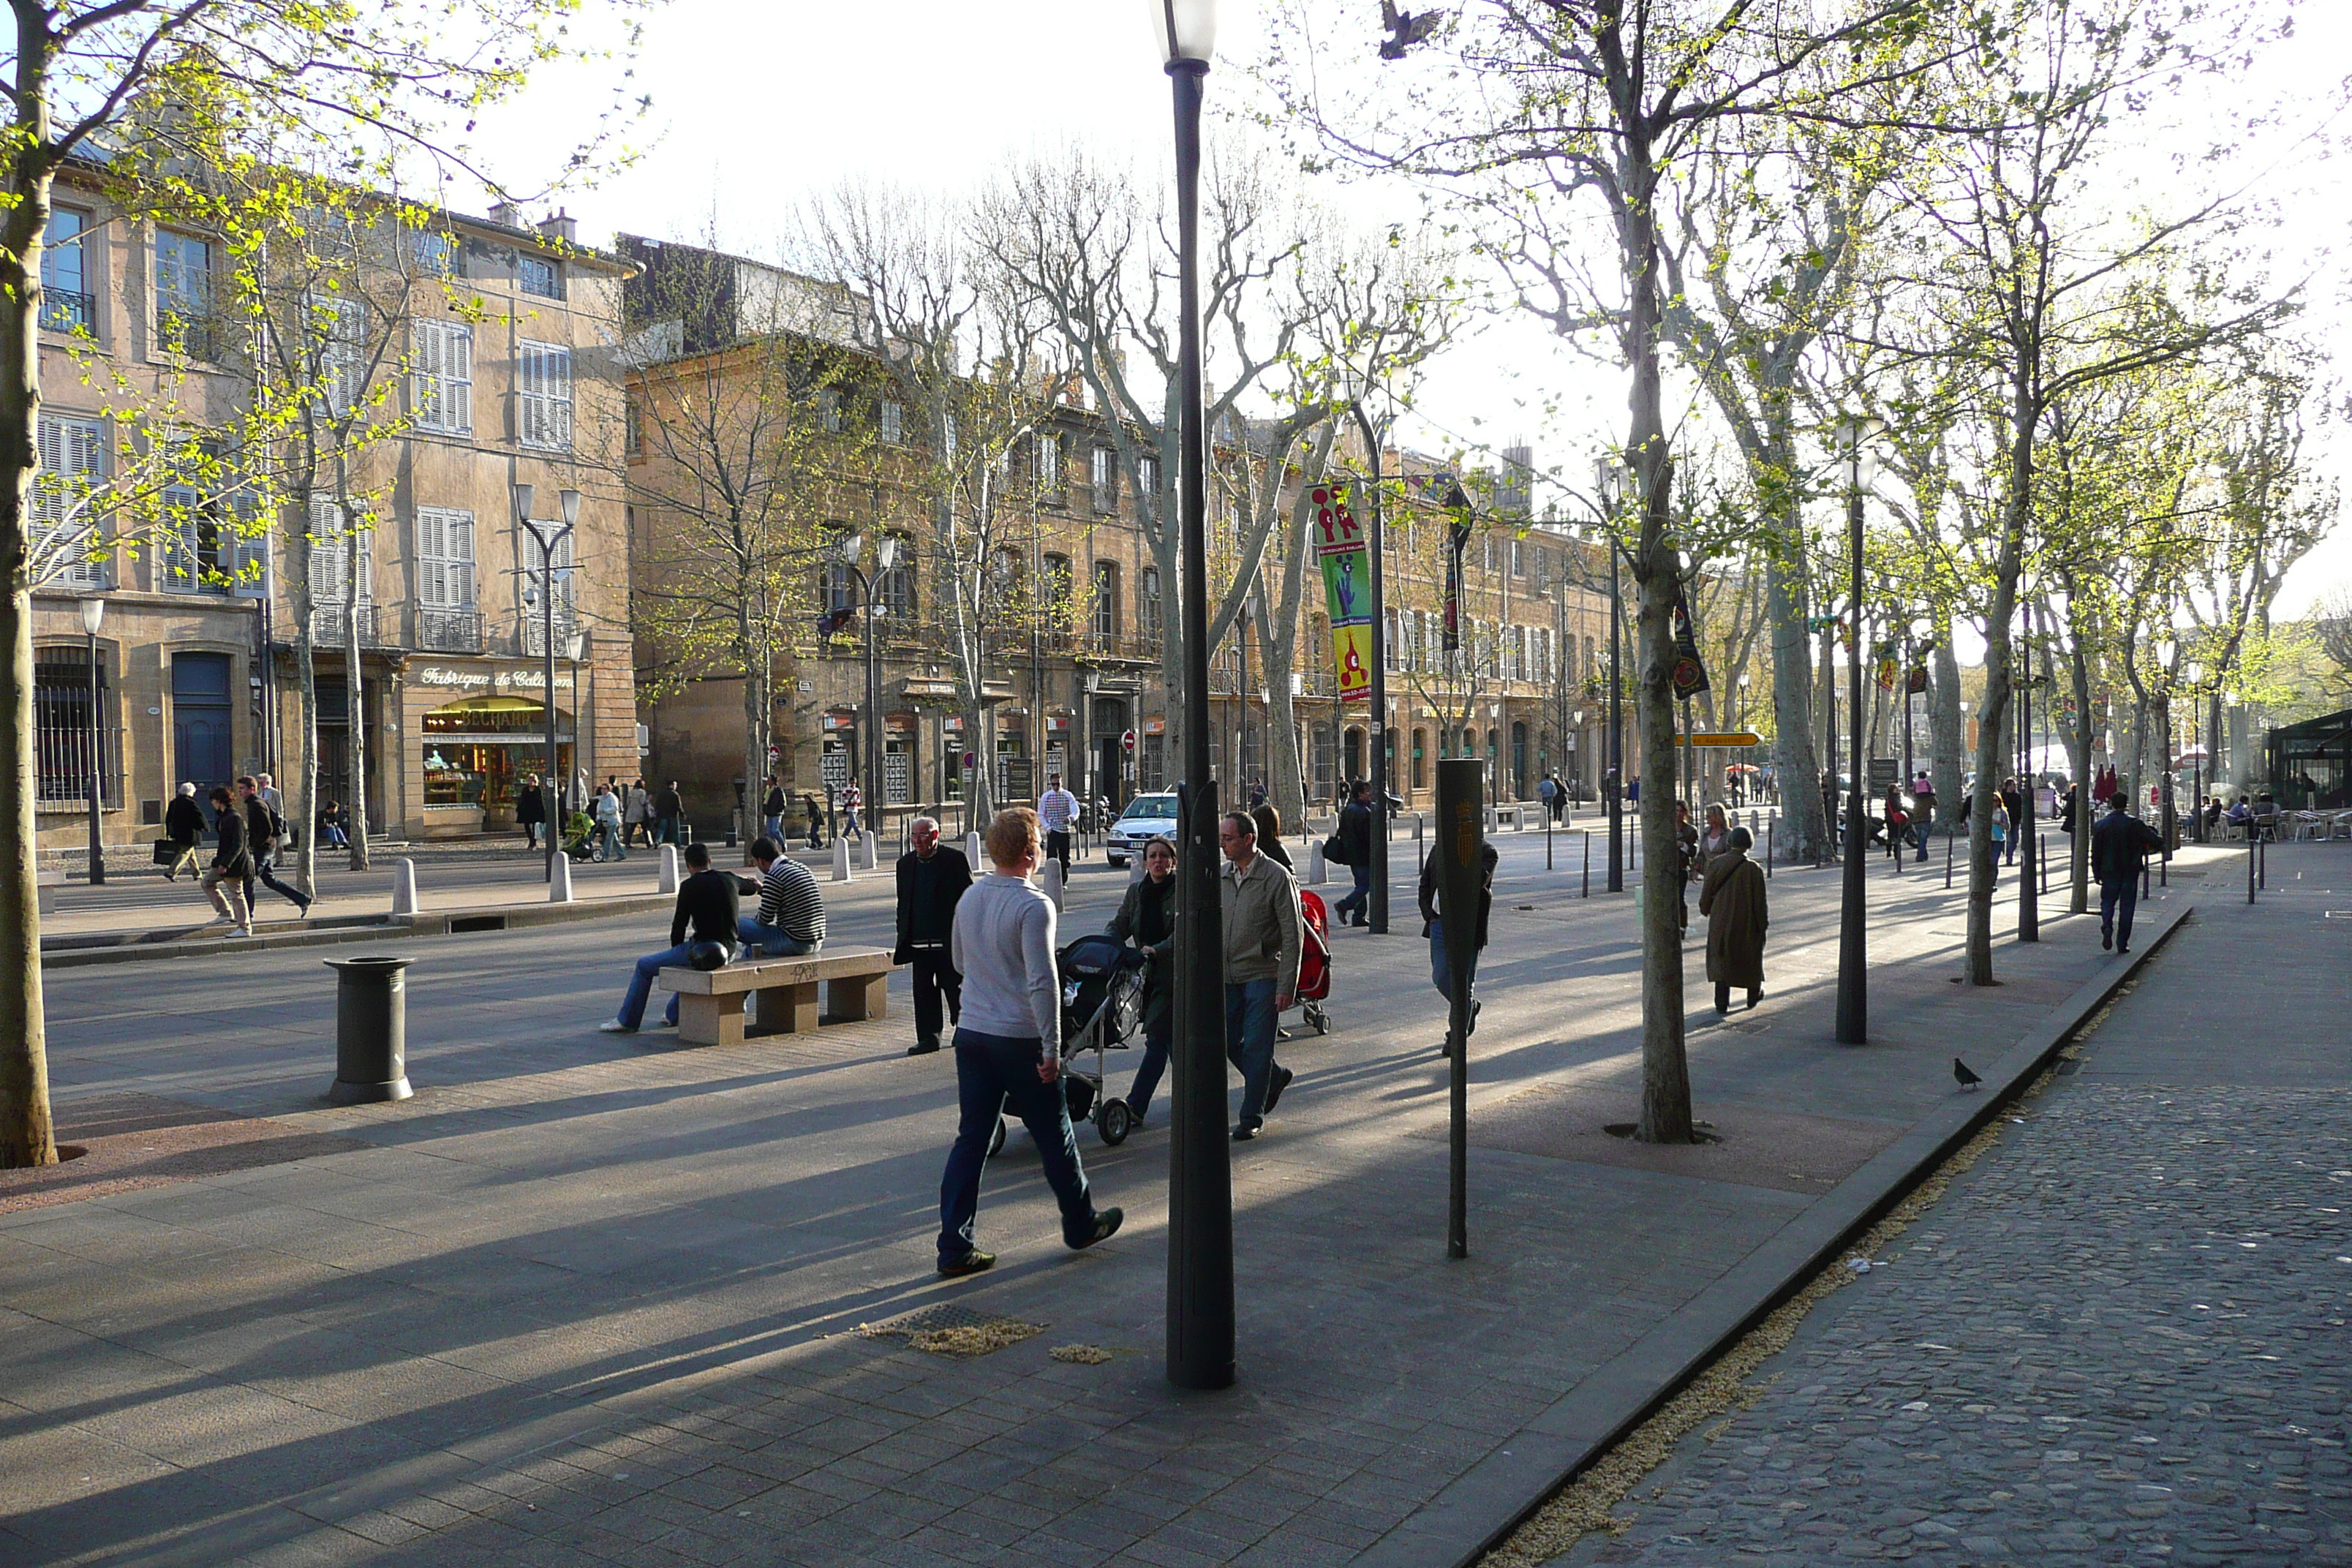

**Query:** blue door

left=173, top=653, right=233, bottom=792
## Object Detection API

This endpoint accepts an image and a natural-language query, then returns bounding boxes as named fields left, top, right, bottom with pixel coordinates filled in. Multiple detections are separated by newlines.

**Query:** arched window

left=821, top=562, right=854, bottom=614
left=878, top=548, right=916, bottom=619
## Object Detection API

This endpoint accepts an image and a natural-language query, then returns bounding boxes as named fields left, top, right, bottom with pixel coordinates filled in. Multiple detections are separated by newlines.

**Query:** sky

left=469, top=0, right=2352, bottom=625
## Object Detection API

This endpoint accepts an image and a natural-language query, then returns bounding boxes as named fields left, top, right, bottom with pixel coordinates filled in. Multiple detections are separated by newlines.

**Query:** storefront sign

left=417, top=664, right=573, bottom=692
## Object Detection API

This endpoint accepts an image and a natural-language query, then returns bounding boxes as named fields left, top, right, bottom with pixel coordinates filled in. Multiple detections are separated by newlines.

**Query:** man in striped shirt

left=740, top=837, right=825, bottom=956
left=1038, top=772, right=1079, bottom=879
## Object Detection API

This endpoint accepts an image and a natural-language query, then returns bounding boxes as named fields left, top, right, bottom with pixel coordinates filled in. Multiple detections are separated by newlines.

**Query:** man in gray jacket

left=1219, top=811, right=1300, bottom=1142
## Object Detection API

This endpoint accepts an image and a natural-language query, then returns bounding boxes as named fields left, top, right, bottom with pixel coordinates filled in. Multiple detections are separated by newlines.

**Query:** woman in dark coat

left=1250, top=804, right=1293, bottom=870
left=516, top=773, right=546, bottom=849
left=1699, top=826, right=1768, bottom=1015
left=1106, top=836, right=1178, bottom=1125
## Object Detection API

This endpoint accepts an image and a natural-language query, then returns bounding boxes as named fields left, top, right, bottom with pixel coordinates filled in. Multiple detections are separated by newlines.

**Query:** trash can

left=325, top=955, right=415, bottom=1104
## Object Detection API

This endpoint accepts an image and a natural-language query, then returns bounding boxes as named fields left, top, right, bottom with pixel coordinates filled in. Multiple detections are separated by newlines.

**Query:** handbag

left=1322, top=832, right=1351, bottom=866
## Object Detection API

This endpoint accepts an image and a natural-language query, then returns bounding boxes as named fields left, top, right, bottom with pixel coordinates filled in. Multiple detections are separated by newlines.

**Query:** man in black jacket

left=238, top=776, right=311, bottom=918
left=197, top=785, right=253, bottom=933
left=603, top=840, right=739, bottom=1033
left=1331, top=780, right=1374, bottom=927
left=2089, top=797, right=2165, bottom=954
left=162, top=783, right=207, bottom=881
left=1419, top=836, right=1499, bottom=1055
left=517, top=773, right=546, bottom=849
left=895, top=816, right=973, bottom=1055
left=653, top=780, right=685, bottom=847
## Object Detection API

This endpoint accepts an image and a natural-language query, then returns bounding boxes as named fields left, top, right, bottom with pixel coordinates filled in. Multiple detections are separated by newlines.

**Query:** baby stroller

left=989, top=933, right=1150, bottom=1158
left=1294, top=887, right=1333, bottom=1035
left=561, top=810, right=605, bottom=862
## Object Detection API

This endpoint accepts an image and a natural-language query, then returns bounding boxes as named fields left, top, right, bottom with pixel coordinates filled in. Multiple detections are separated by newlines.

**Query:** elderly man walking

left=895, top=816, right=973, bottom=1056
left=2090, top=796, right=2165, bottom=954
left=1219, top=810, right=1300, bottom=1142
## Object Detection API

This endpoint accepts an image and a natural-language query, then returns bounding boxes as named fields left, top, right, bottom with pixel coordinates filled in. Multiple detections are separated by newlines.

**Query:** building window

left=413, top=230, right=458, bottom=279
left=1091, top=446, right=1115, bottom=508
left=518, top=254, right=562, bottom=300
left=307, top=497, right=374, bottom=644
left=1036, top=431, right=1062, bottom=491
left=34, top=412, right=106, bottom=589
left=521, top=525, right=575, bottom=655
left=622, top=398, right=642, bottom=456
left=41, top=208, right=91, bottom=333
left=154, top=230, right=214, bottom=358
left=1138, top=455, right=1161, bottom=521
left=312, top=293, right=368, bottom=415
left=821, top=562, right=856, bottom=616
left=159, top=482, right=233, bottom=593
left=517, top=340, right=573, bottom=450
left=412, top=319, right=473, bottom=434
left=1137, top=566, right=1162, bottom=646
left=1141, top=731, right=1166, bottom=791
left=418, top=507, right=478, bottom=650
left=35, top=645, right=117, bottom=805
left=1092, top=561, right=1118, bottom=640
left=880, top=399, right=905, bottom=444
left=879, top=546, right=916, bottom=619
left=819, top=388, right=843, bottom=434
left=1041, top=554, right=1073, bottom=630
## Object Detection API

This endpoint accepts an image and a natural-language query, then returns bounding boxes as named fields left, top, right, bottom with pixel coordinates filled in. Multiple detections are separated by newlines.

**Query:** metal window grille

left=35, top=647, right=120, bottom=806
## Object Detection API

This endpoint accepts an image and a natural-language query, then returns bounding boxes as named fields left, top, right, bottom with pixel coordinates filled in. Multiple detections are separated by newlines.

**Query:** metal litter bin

left=325, top=955, right=415, bottom=1104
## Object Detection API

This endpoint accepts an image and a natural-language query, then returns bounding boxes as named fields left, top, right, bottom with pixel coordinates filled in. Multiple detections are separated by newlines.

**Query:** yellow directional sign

left=1686, top=731, right=1763, bottom=747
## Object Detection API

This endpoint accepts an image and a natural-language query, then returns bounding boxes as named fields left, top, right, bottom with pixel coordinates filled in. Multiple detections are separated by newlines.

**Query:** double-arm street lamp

left=516, top=483, right=581, bottom=880
left=1150, top=0, right=1235, bottom=1394
left=1833, top=417, right=1880, bottom=1046
left=832, top=532, right=900, bottom=826
left=80, top=594, right=107, bottom=885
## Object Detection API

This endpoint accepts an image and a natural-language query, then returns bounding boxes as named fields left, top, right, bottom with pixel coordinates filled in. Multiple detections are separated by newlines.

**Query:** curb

left=1357, top=900, right=2196, bottom=1568
left=40, top=892, right=676, bottom=970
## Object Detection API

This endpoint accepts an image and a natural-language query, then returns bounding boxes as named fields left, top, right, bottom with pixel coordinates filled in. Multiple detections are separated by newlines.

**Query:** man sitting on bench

left=602, top=841, right=739, bottom=1034
left=741, top=836, right=825, bottom=958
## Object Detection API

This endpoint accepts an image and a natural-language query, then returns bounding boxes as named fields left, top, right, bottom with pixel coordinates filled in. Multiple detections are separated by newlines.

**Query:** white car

left=1107, top=792, right=1181, bottom=868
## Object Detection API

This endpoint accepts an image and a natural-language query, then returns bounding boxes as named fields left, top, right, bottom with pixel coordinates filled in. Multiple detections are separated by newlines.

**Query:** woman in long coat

left=1698, top=825, right=1768, bottom=1015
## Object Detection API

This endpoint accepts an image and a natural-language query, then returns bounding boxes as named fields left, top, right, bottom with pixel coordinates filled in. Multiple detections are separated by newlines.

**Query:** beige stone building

left=27, top=167, right=637, bottom=858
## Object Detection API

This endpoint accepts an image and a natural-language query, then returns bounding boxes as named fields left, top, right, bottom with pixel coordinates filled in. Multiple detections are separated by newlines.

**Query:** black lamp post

left=1833, top=417, right=1877, bottom=1046
left=1348, top=399, right=1394, bottom=933
left=837, top=532, right=899, bottom=834
left=516, top=483, right=581, bottom=881
left=2184, top=661, right=2207, bottom=841
left=1151, top=0, right=1234, bottom=1394
left=80, top=594, right=106, bottom=885
left=1590, top=459, right=1627, bottom=893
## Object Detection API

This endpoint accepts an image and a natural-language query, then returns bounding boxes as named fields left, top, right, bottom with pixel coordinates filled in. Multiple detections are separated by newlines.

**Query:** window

left=307, top=497, right=374, bottom=643
left=821, top=562, right=856, bottom=616
left=518, top=254, right=562, bottom=300
left=1138, top=455, right=1161, bottom=520
left=34, top=412, right=105, bottom=589
left=154, top=230, right=214, bottom=357
left=516, top=340, right=572, bottom=450
left=412, top=320, right=473, bottom=433
left=623, top=399, right=642, bottom=456
left=1512, top=538, right=1526, bottom=577
left=879, top=545, right=916, bottom=618
left=1384, top=608, right=1400, bottom=671
left=1139, top=566, right=1163, bottom=645
left=413, top=230, right=457, bottom=279
left=41, top=208, right=90, bottom=332
left=1091, top=446, right=1115, bottom=505
left=880, top=399, right=905, bottom=444
left=1092, top=561, right=1118, bottom=639
left=418, top=507, right=478, bottom=649
left=311, top=293, right=368, bottom=415
left=159, top=481, right=231, bottom=593
left=943, top=413, right=957, bottom=459
left=819, top=388, right=843, bottom=434
left=1041, top=554, right=1073, bottom=621
left=34, top=646, right=116, bottom=805
left=1036, top=432, right=1062, bottom=491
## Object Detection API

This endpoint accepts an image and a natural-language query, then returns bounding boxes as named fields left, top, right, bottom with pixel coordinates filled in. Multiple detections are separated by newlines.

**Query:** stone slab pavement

left=0, top=829, right=2285, bottom=1567
left=1545, top=845, right=2351, bottom=1567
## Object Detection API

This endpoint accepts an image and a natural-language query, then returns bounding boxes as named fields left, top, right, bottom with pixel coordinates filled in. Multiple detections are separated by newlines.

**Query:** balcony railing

left=40, top=291, right=94, bottom=333
left=311, top=603, right=388, bottom=647
left=418, top=608, right=483, bottom=653
left=520, top=612, right=580, bottom=657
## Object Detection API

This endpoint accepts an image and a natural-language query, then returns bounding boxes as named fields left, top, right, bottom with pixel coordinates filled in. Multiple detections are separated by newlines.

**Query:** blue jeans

left=1224, top=979, right=1280, bottom=1126
left=2099, top=881, right=2139, bottom=949
left=598, top=822, right=626, bottom=860
left=1334, top=863, right=1371, bottom=922
left=1428, top=917, right=1480, bottom=1006
left=736, top=919, right=814, bottom=959
left=656, top=814, right=680, bottom=846
left=1124, top=1013, right=1172, bottom=1120
left=761, top=814, right=783, bottom=845
left=936, top=1028, right=1097, bottom=1263
left=618, top=941, right=697, bottom=1029
left=1915, top=819, right=1932, bottom=862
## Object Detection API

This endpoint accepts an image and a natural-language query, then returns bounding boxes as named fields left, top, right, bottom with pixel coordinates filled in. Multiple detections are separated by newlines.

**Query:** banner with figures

left=1309, top=480, right=1373, bottom=702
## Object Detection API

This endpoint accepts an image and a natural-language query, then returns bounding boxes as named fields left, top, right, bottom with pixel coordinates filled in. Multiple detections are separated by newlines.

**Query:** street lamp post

left=1150, top=0, right=1233, bottom=1394
left=2185, top=661, right=2206, bottom=839
left=515, top=483, right=581, bottom=882
left=2016, top=598, right=2039, bottom=943
left=1593, top=459, right=1627, bottom=893
left=80, top=595, right=106, bottom=885
left=1833, top=418, right=1877, bottom=1046
left=1348, top=399, right=1393, bottom=934
left=837, top=533, right=899, bottom=832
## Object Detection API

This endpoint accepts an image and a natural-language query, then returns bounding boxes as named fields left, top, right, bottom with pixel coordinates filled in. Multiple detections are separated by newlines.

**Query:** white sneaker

left=225, top=927, right=253, bottom=939
left=598, top=1019, right=637, bottom=1034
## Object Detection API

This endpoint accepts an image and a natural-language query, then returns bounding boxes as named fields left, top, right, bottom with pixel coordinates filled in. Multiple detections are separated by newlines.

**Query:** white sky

left=474, top=0, right=2352, bottom=624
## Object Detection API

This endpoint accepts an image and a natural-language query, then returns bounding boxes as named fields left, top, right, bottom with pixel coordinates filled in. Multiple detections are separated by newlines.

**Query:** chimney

left=487, top=199, right=524, bottom=230
left=537, top=208, right=578, bottom=246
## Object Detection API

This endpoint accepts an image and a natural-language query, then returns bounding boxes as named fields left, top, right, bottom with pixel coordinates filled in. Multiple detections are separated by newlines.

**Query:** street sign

left=1686, top=731, right=1762, bottom=747
left=1121, top=729, right=1137, bottom=753
left=1868, top=758, right=1899, bottom=788
left=962, top=751, right=977, bottom=772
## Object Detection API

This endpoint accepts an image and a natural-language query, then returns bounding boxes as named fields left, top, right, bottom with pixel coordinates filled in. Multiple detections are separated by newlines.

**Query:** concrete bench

left=657, top=946, right=895, bottom=1047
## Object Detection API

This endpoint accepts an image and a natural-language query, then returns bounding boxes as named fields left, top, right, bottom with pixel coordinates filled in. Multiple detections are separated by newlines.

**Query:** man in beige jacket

left=1219, top=811, right=1301, bottom=1142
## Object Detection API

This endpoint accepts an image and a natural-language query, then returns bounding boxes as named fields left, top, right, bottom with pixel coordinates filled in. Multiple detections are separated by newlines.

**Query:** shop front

left=412, top=661, right=576, bottom=837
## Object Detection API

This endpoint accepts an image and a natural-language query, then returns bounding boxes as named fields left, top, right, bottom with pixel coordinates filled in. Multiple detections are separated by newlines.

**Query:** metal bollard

left=325, top=955, right=414, bottom=1104
left=2248, top=835, right=2257, bottom=903
left=1582, top=829, right=1591, bottom=898
left=2258, top=837, right=2266, bottom=890
left=967, top=830, right=984, bottom=867
left=1546, top=815, right=1554, bottom=870
left=1308, top=838, right=1328, bottom=885
left=1415, top=813, right=1426, bottom=872
left=863, top=831, right=879, bottom=872
left=1766, top=821, right=1774, bottom=880
left=1945, top=828, right=1954, bottom=890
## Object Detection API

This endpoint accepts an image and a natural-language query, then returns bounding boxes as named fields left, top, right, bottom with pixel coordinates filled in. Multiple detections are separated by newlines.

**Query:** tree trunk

left=1964, top=379, right=2032, bottom=989
left=2068, top=638, right=2093, bottom=913
left=1931, top=630, right=1964, bottom=827
left=1763, top=549, right=1824, bottom=861
left=342, top=521, right=371, bottom=872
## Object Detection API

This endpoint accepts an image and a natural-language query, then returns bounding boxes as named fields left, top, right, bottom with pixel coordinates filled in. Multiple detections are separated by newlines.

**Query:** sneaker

left=1231, top=1120, right=1262, bottom=1142
left=295, top=897, right=314, bottom=918
left=225, top=927, right=253, bottom=940
left=1263, top=1064, right=1295, bottom=1115
left=938, top=1249, right=995, bottom=1277
left=598, top=1019, right=638, bottom=1035
left=1071, top=1209, right=1123, bottom=1249
left=2116, top=943, right=2129, bottom=954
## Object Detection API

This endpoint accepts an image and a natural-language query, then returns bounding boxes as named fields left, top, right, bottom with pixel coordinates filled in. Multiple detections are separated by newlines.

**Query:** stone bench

left=658, top=946, right=896, bottom=1047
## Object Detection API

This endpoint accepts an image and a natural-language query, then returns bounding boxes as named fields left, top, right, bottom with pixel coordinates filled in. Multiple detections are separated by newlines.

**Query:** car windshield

left=1120, top=796, right=1177, bottom=820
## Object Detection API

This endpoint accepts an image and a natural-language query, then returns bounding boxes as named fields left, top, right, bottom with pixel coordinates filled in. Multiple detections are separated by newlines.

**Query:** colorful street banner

left=1310, top=480, right=1373, bottom=703
left=1877, top=653, right=1899, bottom=692
left=1670, top=588, right=1712, bottom=699
left=1906, top=663, right=1930, bottom=694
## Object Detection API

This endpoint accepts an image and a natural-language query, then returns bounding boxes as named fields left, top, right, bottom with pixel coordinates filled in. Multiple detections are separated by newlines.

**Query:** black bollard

left=325, top=955, right=415, bottom=1104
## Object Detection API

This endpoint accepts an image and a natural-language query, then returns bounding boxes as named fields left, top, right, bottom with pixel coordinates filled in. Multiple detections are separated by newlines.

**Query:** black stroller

left=989, top=933, right=1151, bottom=1156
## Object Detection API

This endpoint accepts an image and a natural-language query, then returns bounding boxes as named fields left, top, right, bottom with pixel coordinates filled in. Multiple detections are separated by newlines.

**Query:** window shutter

left=412, top=320, right=440, bottom=426
left=449, top=326, right=472, bottom=432
left=418, top=510, right=444, bottom=608
left=451, top=511, right=475, bottom=608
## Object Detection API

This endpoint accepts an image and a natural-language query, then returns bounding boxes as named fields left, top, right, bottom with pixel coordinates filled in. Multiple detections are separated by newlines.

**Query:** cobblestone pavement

left=1553, top=876, right=2352, bottom=1568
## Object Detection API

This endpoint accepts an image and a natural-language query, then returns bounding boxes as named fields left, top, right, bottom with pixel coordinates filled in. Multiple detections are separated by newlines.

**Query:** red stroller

left=1294, top=888, right=1333, bottom=1035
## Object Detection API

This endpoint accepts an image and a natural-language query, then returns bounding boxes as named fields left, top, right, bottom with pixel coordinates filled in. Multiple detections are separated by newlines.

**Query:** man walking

left=238, top=776, right=311, bottom=918
left=1332, top=779, right=1373, bottom=927
left=1999, top=777, right=2025, bottom=865
left=761, top=775, right=786, bottom=845
left=934, top=808, right=1123, bottom=1277
left=1910, top=770, right=1937, bottom=862
left=162, top=783, right=206, bottom=881
left=1039, top=772, right=1078, bottom=880
left=1219, top=811, right=1299, bottom=1142
left=601, top=841, right=739, bottom=1034
left=2090, top=796, right=2164, bottom=954
left=895, top=816, right=972, bottom=1057
left=653, top=780, right=684, bottom=847
left=197, top=785, right=253, bottom=936
left=741, top=837, right=824, bottom=958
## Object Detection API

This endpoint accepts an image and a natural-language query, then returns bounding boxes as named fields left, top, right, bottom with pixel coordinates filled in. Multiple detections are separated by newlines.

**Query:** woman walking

left=1698, top=826, right=1768, bottom=1015
left=1249, top=803, right=1294, bottom=870
left=934, top=808, right=1122, bottom=1278
left=1107, top=836, right=1177, bottom=1126
left=517, top=774, right=545, bottom=851
left=625, top=779, right=651, bottom=848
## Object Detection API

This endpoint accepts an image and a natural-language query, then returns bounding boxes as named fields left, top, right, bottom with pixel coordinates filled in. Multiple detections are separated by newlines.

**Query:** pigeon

left=1953, top=1058, right=1982, bottom=1090
left=1379, top=0, right=1445, bottom=59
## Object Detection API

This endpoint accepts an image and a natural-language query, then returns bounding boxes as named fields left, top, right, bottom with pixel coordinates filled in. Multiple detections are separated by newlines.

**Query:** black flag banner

left=1439, top=475, right=1474, bottom=652
left=1670, top=588, right=1711, bottom=699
